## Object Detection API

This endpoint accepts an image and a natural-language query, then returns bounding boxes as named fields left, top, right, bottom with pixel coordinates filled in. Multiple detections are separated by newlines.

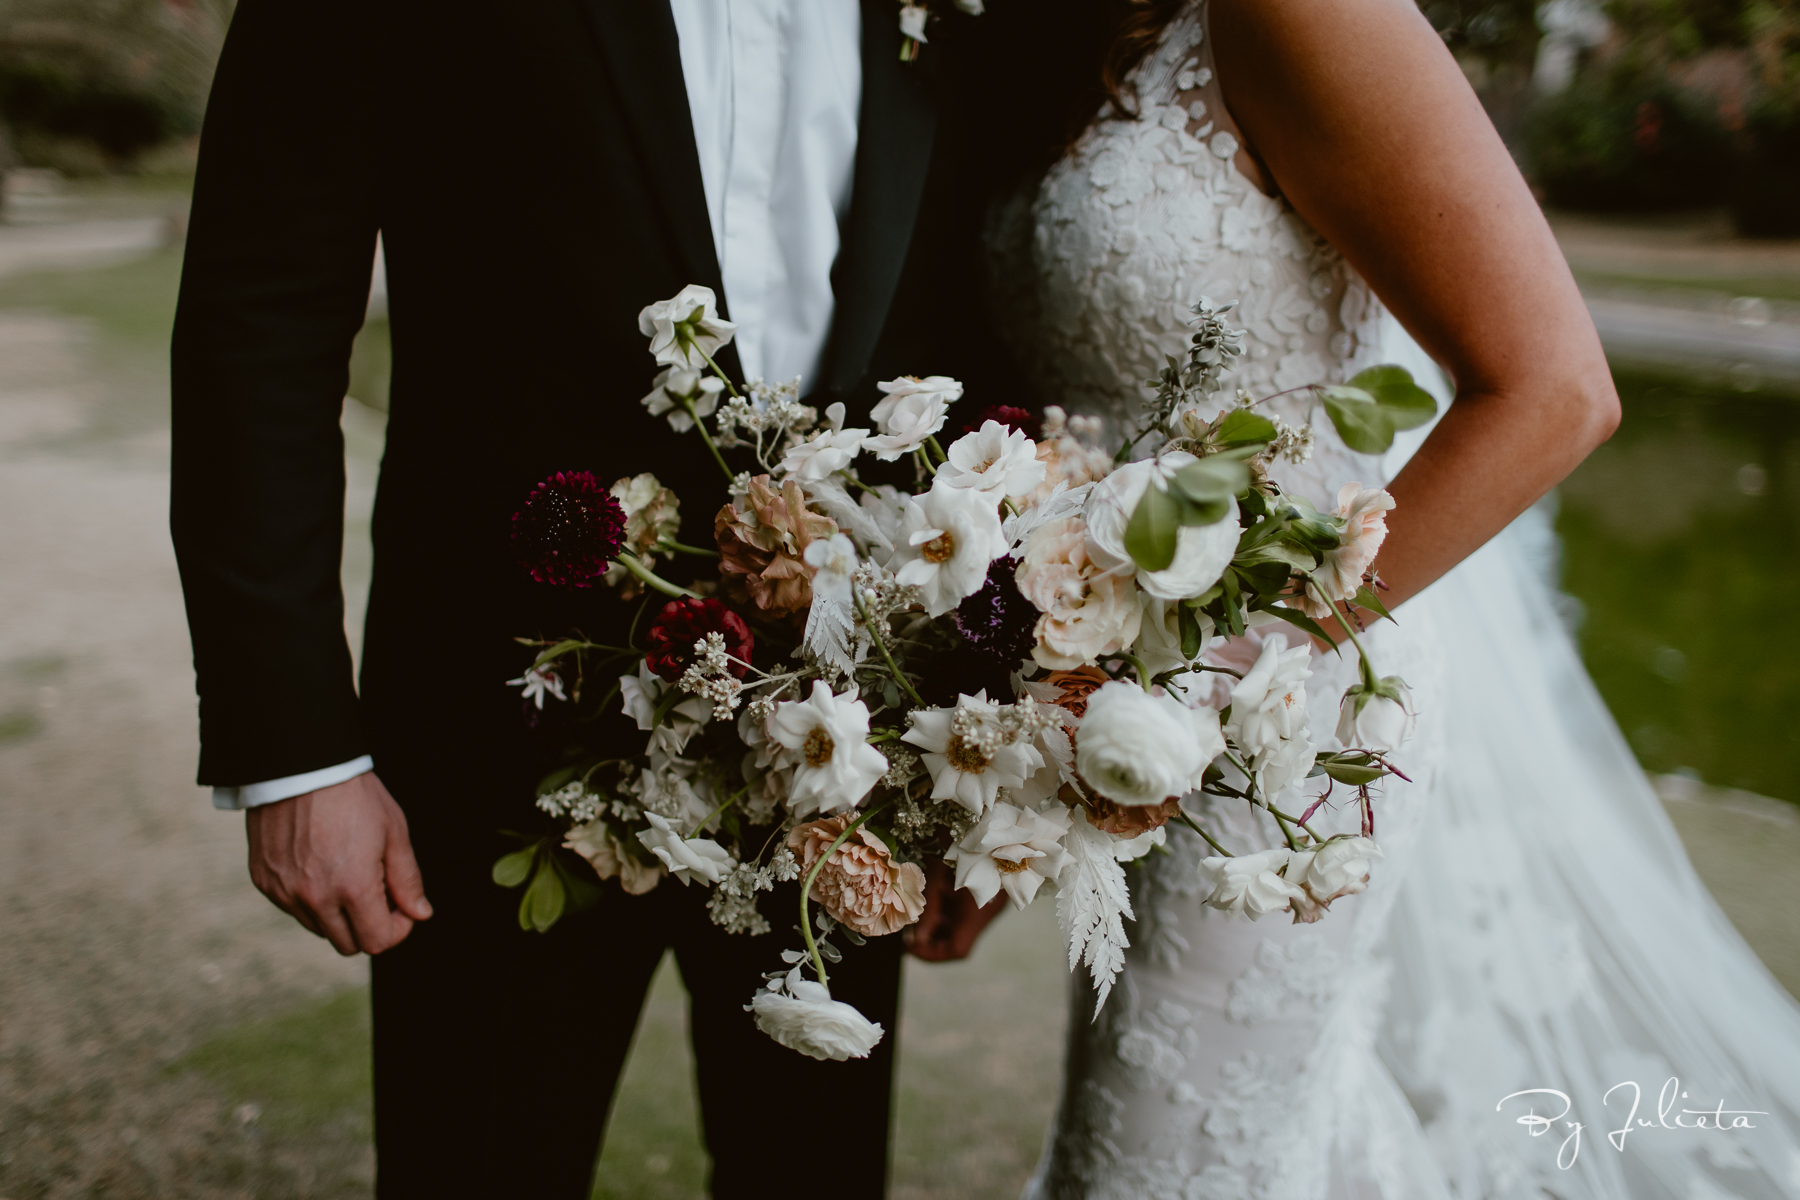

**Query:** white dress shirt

left=215, top=0, right=863, bottom=810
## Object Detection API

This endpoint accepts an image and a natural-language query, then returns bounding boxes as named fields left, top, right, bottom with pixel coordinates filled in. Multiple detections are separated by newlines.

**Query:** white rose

left=1335, top=679, right=1416, bottom=753
left=1075, top=681, right=1222, bottom=806
left=862, top=375, right=960, bottom=461
left=641, top=366, right=725, bottom=432
left=750, top=973, right=885, bottom=1061
left=945, top=801, right=1072, bottom=909
left=638, top=284, right=736, bottom=368
left=1290, top=837, right=1379, bottom=903
left=636, top=812, right=734, bottom=886
left=780, top=402, right=868, bottom=481
left=889, top=480, right=1008, bottom=617
left=937, top=420, right=1047, bottom=498
left=1225, top=633, right=1311, bottom=757
left=768, top=681, right=890, bottom=817
left=903, top=691, right=1045, bottom=816
left=1198, top=848, right=1306, bottom=918
left=1248, top=732, right=1316, bottom=801
left=1084, top=453, right=1239, bottom=601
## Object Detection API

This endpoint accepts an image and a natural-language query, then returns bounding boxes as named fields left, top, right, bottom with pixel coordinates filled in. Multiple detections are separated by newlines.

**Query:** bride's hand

left=904, top=858, right=1007, bottom=962
left=245, top=772, right=432, bottom=956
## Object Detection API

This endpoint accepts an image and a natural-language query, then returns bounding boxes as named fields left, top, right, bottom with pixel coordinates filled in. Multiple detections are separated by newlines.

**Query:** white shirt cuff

left=212, top=756, right=375, bottom=811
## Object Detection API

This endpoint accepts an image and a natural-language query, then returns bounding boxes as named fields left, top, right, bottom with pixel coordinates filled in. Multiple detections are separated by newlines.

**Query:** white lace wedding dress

left=987, top=5, right=1800, bottom=1197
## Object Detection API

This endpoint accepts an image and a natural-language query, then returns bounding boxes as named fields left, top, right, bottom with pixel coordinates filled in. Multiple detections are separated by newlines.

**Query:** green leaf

left=492, top=845, right=539, bottom=889
left=1170, top=457, right=1251, bottom=505
left=1234, top=560, right=1292, bottom=595
left=1236, top=541, right=1316, bottom=571
left=1349, top=365, right=1438, bottom=432
left=1351, top=583, right=1395, bottom=623
left=1126, top=485, right=1182, bottom=572
left=520, top=859, right=567, bottom=932
left=1178, top=604, right=1205, bottom=659
left=1320, top=387, right=1395, bottom=454
left=1315, top=752, right=1390, bottom=786
left=552, top=851, right=605, bottom=916
left=1264, top=603, right=1341, bottom=654
left=1212, top=409, right=1277, bottom=448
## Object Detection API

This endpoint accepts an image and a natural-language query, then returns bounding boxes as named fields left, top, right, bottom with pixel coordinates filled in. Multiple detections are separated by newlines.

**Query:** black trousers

left=369, top=861, right=904, bottom=1198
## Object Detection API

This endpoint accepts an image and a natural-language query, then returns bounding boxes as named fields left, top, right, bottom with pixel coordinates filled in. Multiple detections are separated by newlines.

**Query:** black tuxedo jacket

left=171, top=0, right=1094, bottom=862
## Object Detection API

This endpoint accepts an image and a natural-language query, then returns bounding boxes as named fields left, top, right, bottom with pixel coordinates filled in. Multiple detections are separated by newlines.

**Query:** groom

left=169, top=0, right=1090, bottom=1195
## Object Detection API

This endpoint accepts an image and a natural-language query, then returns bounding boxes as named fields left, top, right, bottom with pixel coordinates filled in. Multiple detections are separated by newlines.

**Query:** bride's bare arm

left=1211, top=0, right=1619, bottom=614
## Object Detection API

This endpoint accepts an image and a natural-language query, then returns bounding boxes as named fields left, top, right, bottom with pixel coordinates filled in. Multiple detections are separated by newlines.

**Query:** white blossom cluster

left=536, top=780, right=603, bottom=824
left=706, top=846, right=801, bottom=936
left=678, top=631, right=746, bottom=720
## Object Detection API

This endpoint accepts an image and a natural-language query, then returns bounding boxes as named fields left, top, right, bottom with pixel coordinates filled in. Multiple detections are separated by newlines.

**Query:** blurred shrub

left=1730, top=96, right=1800, bottom=233
left=0, top=0, right=232, bottom=170
left=1524, top=69, right=1735, bottom=208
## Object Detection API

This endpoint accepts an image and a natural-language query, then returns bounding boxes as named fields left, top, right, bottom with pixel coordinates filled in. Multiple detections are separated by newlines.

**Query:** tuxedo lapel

left=577, top=0, right=738, bottom=371
left=820, top=0, right=942, bottom=397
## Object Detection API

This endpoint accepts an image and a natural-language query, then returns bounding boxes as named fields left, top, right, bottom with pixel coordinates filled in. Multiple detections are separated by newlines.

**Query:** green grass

left=1556, top=366, right=1800, bottom=801
left=1572, top=269, right=1800, bottom=305
left=0, top=245, right=186, bottom=354
left=176, top=987, right=374, bottom=1137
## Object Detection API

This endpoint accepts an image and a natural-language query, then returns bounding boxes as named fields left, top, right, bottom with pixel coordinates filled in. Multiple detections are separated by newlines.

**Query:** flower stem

left=657, top=539, right=720, bottom=558
left=925, top=435, right=949, bottom=466
left=1113, top=652, right=1154, bottom=693
left=692, top=343, right=743, bottom=400
left=1265, top=803, right=1322, bottom=843
left=854, top=588, right=926, bottom=708
left=680, top=396, right=736, bottom=484
left=798, top=796, right=900, bottom=986
left=1174, top=807, right=1232, bottom=857
left=617, top=552, right=700, bottom=599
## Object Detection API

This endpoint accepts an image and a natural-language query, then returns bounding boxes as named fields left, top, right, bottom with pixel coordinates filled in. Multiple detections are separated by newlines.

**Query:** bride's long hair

left=1095, top=0, right=1187, bottom=122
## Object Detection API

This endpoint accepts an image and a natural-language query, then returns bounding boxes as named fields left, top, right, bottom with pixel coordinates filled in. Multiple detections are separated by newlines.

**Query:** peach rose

left=788, top=816, right=927, bottom=937
left=715, top=475, right=838, bottom=617
left=1015, top=517, right=1141, bottom=669
left=1042, top=666, right=1111, bottom=718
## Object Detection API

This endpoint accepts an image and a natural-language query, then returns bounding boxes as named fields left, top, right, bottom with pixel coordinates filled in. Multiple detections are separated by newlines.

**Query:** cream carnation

left=1084, top=454, right=1239, bottom=601
left=1298, top=482, right=1395, bottom=616
left=750, top=972, right=885, bottom=1061
left=1074, top=681, right=1223, bottom=807
left=1015, top=517, right=1142, bottom=669
left=788, top=816, right=927, bottom=937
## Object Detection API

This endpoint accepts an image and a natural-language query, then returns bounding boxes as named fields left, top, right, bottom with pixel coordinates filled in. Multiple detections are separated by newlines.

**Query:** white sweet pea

left=1285, top=836, right=1380, bottom=922
left=619, top=662, right=711, bottom=755
left=1198, top=848, right=1307, bottom=918
left=862, top=375, right=960, bottom=461
left=802, top=532, right=859, bottom=602
left=889, top=480, right=1008, bottom=617
left=1335, top=678, right=1416, bottom=753
left=945, top=801, right=1072, bottom=909
left=903, top=691, right=1045, bottom=815
left=750, top=970, right=885, bottom=1061
left=641, top=366, right=725, bottom=432
left=636, top=812, right=734, bottom=886
left=1225, top=633, right=1312, bottom=757
left=1075, top=681, right=1223, bottom=807
left=898, top=3, right=930, bottom=43
left=507, top=664, right=565, bottom=709
left=1084, top=453, right=1239, bottom=600
left=638, top=284, right=736, bottom=368
left=781, top=402, right=868, bottom=481
left=768, top=682, right=889, bottom=816
left=937, top=420, right=1047, bottom=498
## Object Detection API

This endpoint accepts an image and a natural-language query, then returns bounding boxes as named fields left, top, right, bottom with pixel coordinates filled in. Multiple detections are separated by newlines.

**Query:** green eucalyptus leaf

left=1171, top=458, right=1250, bottom=505
left=521, top=859, right=567, bottom=932
left=492, top=845, right=538, bottom=889
left=1350, top=364, right=1438, bottom=431
left=1126, top=485, right=1183, bottom=572
left=1320, top=389, right=1395, bottom=454
left=1352, top=583, right=1395, bottom=623
left=1212, top=408, right=1277, bottom=448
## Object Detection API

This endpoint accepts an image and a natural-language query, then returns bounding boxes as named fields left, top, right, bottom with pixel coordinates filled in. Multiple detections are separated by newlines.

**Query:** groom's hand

left=245, top=772, right=432, bottom=956
left=905, top=858, right=1006, bottom=962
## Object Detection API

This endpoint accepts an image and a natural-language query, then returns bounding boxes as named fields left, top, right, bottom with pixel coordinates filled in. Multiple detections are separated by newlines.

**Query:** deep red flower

left=645, top=597, right=754, bottom=681
left=964, top=404, right=1043, bottom=443
left=512, top=471, right=628, bottom=587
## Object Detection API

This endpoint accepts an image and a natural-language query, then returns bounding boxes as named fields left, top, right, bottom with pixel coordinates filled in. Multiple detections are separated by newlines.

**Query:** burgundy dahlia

left=964, top=404, right=1043, bottom=443
left=953, top=556, right=1038, bottom=667
left=645, top=597, right=754, bottom=681
left=511, top=471, right=627, bottom=587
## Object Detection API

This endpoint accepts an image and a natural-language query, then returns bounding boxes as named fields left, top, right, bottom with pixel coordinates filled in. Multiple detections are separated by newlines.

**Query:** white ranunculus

left=862, top=376, right=960, bottom=461
left=889, top=480, right=1008, bottom=617
left=750, top=972, right=885, bottom=1061
left=768, top=681, right=889, bottom=817
left=1198, top=848, right=1306, bottom=918
left=1084, top=453, right=1240, bottom=601
left=641, top=366, right=725, bottom=432
left=937, top=420, right=1047, bottom=498
left=1225, top=633, right=1312, bottom=758
left=1335, top=679, right=1416, bottom=753
left=903, top=691, right=1045, bottom=815
left=945, top=801, right=1072, bottom=909
left=638, top=284, right=736, bottom=368
left=636, top=812, right=734, bottom=886
left=1075, top=681, right=1223, bottom=807
left=780, top=402, right=868, bottom=481
left=1286, top=837, right=1380, bottom=920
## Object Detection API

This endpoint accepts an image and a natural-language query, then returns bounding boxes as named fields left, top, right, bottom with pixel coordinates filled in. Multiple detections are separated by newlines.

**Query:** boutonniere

left=898, top=0, right=984, bottom=62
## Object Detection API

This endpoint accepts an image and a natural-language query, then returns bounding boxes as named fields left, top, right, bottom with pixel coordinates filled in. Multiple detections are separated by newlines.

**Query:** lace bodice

left=985, top=1, right=1387, bottom=508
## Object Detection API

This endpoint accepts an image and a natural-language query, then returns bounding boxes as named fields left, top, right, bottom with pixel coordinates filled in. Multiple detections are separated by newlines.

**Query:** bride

left=983, top=0, right=1800, bottom=1196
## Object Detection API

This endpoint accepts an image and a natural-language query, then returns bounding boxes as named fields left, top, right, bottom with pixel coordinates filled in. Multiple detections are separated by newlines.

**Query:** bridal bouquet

left=495, top=284, right=1436, bottom=1060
